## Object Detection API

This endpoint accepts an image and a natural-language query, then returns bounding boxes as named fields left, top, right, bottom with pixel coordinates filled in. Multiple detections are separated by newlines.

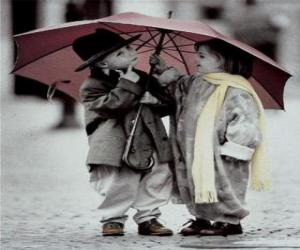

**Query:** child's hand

left=140, top=91, right=160, bottom=105
left=149, top=54, right=168, bottom=75
left=156, top=67, right=178, bottom=86
left=117, top=64, right=140, bottom=83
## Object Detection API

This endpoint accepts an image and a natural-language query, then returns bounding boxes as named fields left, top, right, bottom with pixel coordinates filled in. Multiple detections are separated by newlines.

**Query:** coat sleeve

left=155, top=66, right=193, bottom=102
left=80, top=77, right=144, bottom=119
left=219, top=88, right=262, bottom=161
left=147, top=76, right=176, bottom=117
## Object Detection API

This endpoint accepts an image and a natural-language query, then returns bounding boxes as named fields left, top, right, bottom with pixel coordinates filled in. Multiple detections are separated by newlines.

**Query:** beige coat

left=166, top=74, right=262, bottom=224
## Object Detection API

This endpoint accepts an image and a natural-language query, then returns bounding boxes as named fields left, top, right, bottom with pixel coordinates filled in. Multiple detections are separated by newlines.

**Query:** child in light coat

left=150, top=39, right=270, bottom=236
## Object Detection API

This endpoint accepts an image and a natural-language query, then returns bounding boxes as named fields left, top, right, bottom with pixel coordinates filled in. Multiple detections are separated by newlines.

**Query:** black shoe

left=138, top=219, right=173, bottom=236
left=179, top=218, right=211, bottom=236
left=102, top=222, right=124, bottom=236
left=200, top=222, right=243, bottom=237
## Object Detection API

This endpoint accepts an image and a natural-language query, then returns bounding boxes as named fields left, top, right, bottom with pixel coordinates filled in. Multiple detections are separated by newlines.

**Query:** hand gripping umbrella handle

left=122, top=104, right=155, bottom=171
left=122, top=12, right=172, bottom=171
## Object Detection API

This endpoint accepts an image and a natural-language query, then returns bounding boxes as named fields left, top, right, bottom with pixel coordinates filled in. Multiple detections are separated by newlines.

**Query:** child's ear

left=95, top=61, right=108, bottom=69
left=216, top=54, right=225, bottom=69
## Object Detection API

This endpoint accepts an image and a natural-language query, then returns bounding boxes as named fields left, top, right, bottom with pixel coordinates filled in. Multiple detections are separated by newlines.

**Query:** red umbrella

left=12, top=12, right=291, bottom=109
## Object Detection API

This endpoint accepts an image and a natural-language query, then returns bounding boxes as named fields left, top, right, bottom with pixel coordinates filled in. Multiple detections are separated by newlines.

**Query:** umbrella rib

left=161, top=31, right=197, bottom=48
left=163, top=48, right=196, bottom=54
left=132, top=43, right=155, bottom=49
left=135, top=32, right=162, bottom=51
left=166, top=32, right=190, bottom=74
left=161, top=31, right=181, bottom=47
left=164, top=43, right=196, bottom=49
left=160, top=32, right=197, bottom=53
left=137, top=48, right=156, bottom=54
left=146, top=27, right=159, bottom=46
left=162, top=50, right=186, bottom=65
left=100, top=23, right=157, bottom=47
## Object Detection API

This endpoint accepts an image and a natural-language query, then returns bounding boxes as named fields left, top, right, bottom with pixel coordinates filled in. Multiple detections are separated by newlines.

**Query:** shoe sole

left=179, top=232, right=200, bottom=236
left=138, top=232, right=173, bottom=236
left=200, top=231, right=243, bottom=237
left=102, top=233, right=124, bottom=236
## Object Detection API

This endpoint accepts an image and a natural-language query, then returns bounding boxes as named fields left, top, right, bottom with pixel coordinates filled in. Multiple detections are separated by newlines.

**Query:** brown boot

left=102, top=222, right=124, bottom=236
left=138, top=219, right=173, bottom=236
left=179, top=218, right=211, bottom=236
left=200, top=222, right=243, bottom=237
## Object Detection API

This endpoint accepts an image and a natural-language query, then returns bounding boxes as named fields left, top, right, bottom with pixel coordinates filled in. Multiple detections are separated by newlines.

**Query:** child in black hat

left=73, top=29, right=174, bottom=236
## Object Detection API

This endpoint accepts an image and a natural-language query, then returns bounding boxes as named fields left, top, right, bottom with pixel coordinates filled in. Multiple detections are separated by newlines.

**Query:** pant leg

left=89, top=165, right=141, bottom=224
left=132, top=152, right=173, bottom=224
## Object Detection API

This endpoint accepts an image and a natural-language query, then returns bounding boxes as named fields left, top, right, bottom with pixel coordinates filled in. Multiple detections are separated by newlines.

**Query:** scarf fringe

left=250, top=178, right=271, bottom=191
left=195, top=191, right=219, bottom=204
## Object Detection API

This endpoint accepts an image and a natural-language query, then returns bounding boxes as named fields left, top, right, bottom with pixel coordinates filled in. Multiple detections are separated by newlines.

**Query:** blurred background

left=2, top=0, right=300, bottom=122
left=1, top=0, right=300, bottom=249
left=1, top=0, right=300, bottom=126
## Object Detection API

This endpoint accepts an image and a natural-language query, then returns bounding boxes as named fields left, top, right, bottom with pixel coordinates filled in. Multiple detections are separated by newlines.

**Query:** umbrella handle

left=122, top=104, right=155, bottom=171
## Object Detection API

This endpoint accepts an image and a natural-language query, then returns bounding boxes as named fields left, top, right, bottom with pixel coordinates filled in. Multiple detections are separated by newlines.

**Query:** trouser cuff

left=100, top=215, right=128, bottom=224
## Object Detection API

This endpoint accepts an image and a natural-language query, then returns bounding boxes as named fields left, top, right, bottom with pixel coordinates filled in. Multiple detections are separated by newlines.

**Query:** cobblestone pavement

left=1, top=76, right=300, bottom=249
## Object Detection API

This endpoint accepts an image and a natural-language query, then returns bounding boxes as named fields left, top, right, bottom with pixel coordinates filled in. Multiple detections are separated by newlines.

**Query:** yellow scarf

left=192, top=72, right=271, bottom=204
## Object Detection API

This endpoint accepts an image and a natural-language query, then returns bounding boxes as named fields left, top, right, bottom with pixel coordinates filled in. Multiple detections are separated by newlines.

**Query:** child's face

left=195, top=45, right=224, bottom=76
left=100, top=45, right=138, bottom=70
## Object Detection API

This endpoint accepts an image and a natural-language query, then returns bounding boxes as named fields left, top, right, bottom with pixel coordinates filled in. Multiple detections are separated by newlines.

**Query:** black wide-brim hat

left=73, top=28, right=141, bottom=72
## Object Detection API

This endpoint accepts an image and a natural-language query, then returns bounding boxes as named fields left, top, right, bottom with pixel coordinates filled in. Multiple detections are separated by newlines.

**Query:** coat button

left=130, top=147, right=136, bottom=153
left=162, top=137, right=168, bottom=141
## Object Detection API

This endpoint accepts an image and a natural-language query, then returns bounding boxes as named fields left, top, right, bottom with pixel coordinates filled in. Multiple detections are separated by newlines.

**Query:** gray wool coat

left=80, top=69, right=173, bottom=170
left=164, top=74, right=262, bottom=224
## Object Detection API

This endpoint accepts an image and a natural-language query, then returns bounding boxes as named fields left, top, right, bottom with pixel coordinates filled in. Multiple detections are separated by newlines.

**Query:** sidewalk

left=1, top=75, right=300, bottom=249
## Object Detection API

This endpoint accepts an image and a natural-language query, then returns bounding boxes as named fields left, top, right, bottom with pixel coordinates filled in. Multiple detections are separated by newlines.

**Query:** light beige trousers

left=89, top=153, right=172, bottom=224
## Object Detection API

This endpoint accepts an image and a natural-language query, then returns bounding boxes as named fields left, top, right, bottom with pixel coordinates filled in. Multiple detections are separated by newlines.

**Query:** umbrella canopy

left=12, top=12, right=291, bottom=109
